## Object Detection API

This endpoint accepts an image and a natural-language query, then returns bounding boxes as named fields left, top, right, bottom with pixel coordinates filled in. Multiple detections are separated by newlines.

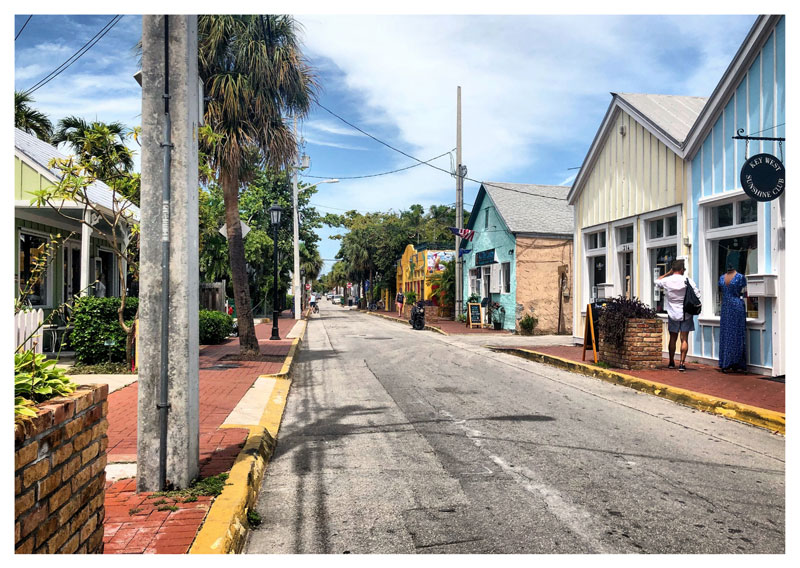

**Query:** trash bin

left=348, top=298, right=353, bottom=306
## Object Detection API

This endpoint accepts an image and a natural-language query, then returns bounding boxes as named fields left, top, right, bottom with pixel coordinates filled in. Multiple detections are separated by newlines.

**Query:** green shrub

left=519, top=313, right=538, bottom=335
left=404, top=290, right=417, bottom=305
left=71, top=297, right=138, bottom=365
left=15, top=350, right=77, bottom=416
left=199, top=310, right=233, bottom=344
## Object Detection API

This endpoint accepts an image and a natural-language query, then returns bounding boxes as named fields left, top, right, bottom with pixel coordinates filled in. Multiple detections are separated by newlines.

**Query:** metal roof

left=478, top=182, right=573, bottom=236
left=14, top=128, right=140, bottom=220
left=615, top=93, right=708, bottom=146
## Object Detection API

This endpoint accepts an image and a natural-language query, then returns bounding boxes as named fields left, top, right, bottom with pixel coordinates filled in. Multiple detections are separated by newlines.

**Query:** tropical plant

left=52, top=116, right=135, bottom=181
left=596, top=295, right=657, bottom=348
left=15, top=91, right=53, bottom=142
left=404, top=290, right=417, bottom=305
left=15, top=350, right=77, bottom=416
left=519, top=313, right=538, bottom=335
left=198, top=15, right=317, bottom=356
left=428, top=260, right=455, bottom=307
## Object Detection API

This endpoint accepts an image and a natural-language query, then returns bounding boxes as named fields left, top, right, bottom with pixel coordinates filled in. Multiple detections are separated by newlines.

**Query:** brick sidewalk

left=504, top=345, right=785, bottom=414
left=102, top=317, right=297, bottom=554
left=370, top=309, right=513, bottom=335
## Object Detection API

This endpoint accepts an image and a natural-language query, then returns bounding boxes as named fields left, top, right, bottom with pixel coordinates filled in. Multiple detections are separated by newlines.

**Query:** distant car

left=332, top=294, right=342, bottom=304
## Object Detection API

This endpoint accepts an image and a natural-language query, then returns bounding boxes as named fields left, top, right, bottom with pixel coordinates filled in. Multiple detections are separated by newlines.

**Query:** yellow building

left=393, top=243, right=454, bottom=308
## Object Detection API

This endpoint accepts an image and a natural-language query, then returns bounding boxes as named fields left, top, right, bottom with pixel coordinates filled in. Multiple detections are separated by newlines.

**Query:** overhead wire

left=301, top=149, right=455, bottom=180
left=24, top=15, right=122, bottom=95
left=15, top=16, right=33, bottom=41
left=317, top=102, right=569, bottom=201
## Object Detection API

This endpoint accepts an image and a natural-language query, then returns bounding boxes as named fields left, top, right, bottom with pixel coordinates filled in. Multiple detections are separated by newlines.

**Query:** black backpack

left=683, top=278, right=702, bottom=317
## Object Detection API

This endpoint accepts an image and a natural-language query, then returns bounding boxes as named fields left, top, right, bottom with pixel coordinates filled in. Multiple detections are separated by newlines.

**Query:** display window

left=18, top=231, right=51, bottom=307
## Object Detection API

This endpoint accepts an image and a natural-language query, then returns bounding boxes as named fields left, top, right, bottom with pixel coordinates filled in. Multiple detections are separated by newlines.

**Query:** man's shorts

left=668, top=316, right=695, bottom=333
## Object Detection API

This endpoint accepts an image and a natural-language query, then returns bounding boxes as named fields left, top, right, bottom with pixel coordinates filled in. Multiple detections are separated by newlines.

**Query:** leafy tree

left=15, top=91, right=53, bottom=142
left=198, top=14, right=317, bottom=355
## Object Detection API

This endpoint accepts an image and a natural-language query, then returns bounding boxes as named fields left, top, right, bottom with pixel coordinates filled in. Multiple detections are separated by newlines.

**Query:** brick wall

left=15, top=384, right=109, bottom=554
left=599, top=318, right=663, bottom=370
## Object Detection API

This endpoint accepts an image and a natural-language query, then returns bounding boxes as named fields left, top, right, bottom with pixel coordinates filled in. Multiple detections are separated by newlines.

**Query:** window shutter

left=490, top=264, right=501, bottom=293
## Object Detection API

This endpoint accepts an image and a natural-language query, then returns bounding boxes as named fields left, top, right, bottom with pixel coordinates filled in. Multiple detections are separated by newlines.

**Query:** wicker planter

left=599, top=318, right=663, bottom=370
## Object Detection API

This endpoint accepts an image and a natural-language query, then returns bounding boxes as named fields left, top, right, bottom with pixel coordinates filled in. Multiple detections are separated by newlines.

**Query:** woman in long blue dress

left=718, top=268, right=747, bottom=372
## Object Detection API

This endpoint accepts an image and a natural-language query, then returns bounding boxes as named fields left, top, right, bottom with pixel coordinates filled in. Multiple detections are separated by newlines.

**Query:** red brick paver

left=505, top=344, right=785, bottom=414
left=102, top=317, right=298, bottom=554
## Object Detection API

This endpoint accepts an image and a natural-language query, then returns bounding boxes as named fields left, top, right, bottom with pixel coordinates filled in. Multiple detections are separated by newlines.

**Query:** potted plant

left=489, top=302, right=505, bottom=330
left=596, top=296, right=662, bottom=370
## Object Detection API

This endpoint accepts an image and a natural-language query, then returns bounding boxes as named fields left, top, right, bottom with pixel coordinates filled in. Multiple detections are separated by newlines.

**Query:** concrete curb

left=489, top=347, right=785, bottom=435
left=189, top=326, right=307, bottom=554
left=364, top=310, right=450, bottom=336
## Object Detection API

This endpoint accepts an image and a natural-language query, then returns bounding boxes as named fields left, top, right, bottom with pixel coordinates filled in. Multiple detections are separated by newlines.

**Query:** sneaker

left=668, top=361, right=676, bottom=369
left=678, top=364, right=686, bottom=372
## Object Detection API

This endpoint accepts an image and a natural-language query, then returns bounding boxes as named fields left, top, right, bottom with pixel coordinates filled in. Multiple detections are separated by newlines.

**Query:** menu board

left=468, top=302, right=482, bottom=328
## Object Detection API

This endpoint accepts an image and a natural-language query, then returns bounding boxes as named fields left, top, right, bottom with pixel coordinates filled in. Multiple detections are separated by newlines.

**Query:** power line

left=317, top=102, right=567, bottom=201
left=24, top=15, right=122, bottom=95
left=15, top=16, right=33, bottom=41
left=301, top=149, right=455, bottom=180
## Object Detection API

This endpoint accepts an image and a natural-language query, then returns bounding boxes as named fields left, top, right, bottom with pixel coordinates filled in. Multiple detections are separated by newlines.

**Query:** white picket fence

left=15, top=308, right=44, bottom=354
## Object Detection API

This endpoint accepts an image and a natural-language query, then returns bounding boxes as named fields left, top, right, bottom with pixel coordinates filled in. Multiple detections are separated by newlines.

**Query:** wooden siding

left=15, top=156, right=55, bottom=200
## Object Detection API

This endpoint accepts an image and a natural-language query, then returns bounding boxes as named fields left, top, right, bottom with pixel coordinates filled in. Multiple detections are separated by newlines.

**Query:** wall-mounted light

left=619, top=125, right=627, bottom=137
left=508, top=249, right=514, bottom=255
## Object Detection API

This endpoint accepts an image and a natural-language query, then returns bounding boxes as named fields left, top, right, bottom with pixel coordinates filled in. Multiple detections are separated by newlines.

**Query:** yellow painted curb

left=491, top=347, right=785, bottom=435
left=364, top=310, right=450, bottom=336
left=189, top=322, right=307, bottom=554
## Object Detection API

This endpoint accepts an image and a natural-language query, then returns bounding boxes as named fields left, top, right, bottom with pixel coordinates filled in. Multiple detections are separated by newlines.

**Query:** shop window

left=649, top=215, right=677, bottom=239
left=711, top=203, right=734, bottom=228
left=713, top=234, right=759, bottom=318
left=18, top=232, right=50, bottom=306
left=484, top=209, right=489, bottom=229
left=620, top=251, right=634, bottom=299
left=586, top=230, right=606, bottom=250
left=739, top=200, right=758, bottom=224
left=470, top=268, right=481, bottom=297
left=650, top=245, right=677, bottom=313
left=589, top=255, right=606, bottom=299
left=501, top=262, right=510, bottom=294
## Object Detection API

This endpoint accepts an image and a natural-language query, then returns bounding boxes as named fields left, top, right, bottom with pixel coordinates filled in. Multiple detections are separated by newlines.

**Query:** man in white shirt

left=655, top=259, right=701, bottom=372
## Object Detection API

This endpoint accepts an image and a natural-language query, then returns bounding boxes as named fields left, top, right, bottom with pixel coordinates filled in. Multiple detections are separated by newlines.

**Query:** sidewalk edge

left=490, top=347, right=785, bottom=435
left=189, top=323, right=307, bottom=554
left=364, top=310, right=449, bottom=336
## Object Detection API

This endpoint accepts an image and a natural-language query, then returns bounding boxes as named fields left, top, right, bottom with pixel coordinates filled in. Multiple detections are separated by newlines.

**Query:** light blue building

left=462, top=183, right=573, bottom=333
left=683, top=15, right=785, bottom=376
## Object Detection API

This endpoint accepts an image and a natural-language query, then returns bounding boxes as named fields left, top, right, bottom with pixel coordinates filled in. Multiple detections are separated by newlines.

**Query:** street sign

left=305, top=283, right=311, bottom=290
left=347, top=282, right=352, bottom=288
left=740, top=153, right=785, bottom=201
left=219, top=221, right=251, bottom=239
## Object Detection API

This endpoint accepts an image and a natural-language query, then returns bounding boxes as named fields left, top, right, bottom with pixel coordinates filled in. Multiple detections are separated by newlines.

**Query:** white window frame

left=697, top=191, right=763, bottom=323
left=639, top=205, right=682, bottom=315
left=500, top=262, right=511, bottom=294
left=96, top=246, right=118, bottom=297
left=610, top=217, right=638, bottom=299
left=582, top=225, right=608, bottom=304
left=17, top=228, right=54, bottom=309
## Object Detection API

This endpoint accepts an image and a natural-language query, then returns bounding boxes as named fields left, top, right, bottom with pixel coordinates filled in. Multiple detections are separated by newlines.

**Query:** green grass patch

left=157, top=504, right=179, bottom=512
left=129, top=507, right=141, bottom=515
left=151, top=472, right=230, bottom=500
left=247, top=509, right=262, bottom=527
left=594, top=361, right=611, bottom=369
left=67, top=362, right=133, bottom=375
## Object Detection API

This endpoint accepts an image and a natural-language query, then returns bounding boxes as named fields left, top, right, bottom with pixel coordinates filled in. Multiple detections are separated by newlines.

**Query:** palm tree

left=15, top=91, right=53, bottom=142
left=199, top=15, right=317, bottom=355
left=52, top=116, right=134, bottom=182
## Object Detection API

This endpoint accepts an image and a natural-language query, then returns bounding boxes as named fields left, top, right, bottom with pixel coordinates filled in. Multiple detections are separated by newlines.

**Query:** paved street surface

left=246, top=301, right=785, bottom=554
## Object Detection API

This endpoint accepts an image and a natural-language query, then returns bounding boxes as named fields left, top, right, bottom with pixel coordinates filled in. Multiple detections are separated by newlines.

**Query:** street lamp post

left=269, top=203, right=283, bottom=340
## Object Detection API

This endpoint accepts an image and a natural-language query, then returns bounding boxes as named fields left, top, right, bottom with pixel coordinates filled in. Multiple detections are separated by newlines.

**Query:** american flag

left=448, top=227, right=475, bottom=241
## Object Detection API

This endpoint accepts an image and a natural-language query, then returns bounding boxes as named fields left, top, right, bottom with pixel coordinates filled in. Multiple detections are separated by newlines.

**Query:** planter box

left=599, top=318, right=663, bottom=370
left=14, top=384, right=109, bottom=554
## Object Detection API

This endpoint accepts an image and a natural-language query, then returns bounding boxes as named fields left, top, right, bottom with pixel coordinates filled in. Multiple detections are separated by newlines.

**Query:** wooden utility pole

left=454, top=86, right=464, bottom=321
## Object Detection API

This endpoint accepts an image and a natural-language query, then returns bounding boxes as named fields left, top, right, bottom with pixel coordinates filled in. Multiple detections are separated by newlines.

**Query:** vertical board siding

left=763, top=298, right=773, bottom=367
left=747, top=53, right=761, bottom=155
left=702, top=326, right=712, bottom=358
left=735, top=81, right=748, bottom=185
left=748, top=329, right=762, bottom=366
left=775, top=18, right=785, bottom=140
left=724, top=98, right=736, bottom=191
left=701, top=140, right=712, bottom=197
left=712, top=121, right=723, bottom=194
left=578, top=109, right=684, bottom=229
left=761, top=32, right=775, bottom=144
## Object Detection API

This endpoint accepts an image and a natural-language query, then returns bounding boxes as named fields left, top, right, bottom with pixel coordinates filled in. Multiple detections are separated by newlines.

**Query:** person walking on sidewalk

left=396, top=291, right=404, bottom=317
left=655, top=259, right=701, bottom=372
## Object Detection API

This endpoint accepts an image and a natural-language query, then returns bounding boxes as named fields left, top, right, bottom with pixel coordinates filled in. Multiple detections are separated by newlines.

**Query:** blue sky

left=14, top=13, right=757, bottom=274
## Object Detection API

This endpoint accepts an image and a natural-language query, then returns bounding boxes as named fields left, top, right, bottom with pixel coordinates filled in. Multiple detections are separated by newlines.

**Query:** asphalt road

left=245, top=301, right=785, bottom=554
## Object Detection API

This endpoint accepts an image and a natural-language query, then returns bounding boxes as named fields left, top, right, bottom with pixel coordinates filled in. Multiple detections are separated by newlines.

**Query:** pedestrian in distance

left=655, top=259, right=701, bottom=372
left=396, top=291, right=404, bottom=317
left=718, top=264, right=748, bottom=373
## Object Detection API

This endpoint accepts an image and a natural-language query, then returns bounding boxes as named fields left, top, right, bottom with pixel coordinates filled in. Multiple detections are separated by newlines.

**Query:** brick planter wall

left=599, top=318, right=663, bottom=370
left=15, top=384, right=109, bottom=554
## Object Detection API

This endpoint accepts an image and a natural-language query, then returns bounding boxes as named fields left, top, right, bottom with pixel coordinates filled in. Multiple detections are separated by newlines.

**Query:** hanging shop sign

left=475, top=249, right=497, bottom=266
left=740, top=153, right=785, bottom=202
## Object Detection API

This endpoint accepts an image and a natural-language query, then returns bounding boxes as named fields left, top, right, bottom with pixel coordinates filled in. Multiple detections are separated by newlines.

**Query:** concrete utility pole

left=138, top=15, right=200, bottom=491
left=292, top=116, right=301, bottom=320
left=454, top=86, right=464, bottom=321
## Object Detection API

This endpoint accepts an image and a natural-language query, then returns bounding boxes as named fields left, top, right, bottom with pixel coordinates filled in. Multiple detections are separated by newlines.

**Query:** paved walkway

left=102, top=317, right=297, bottom=554
left=502, top=345, right=785, bottom=414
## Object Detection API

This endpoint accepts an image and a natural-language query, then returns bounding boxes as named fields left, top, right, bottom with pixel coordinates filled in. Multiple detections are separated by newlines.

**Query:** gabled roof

left=567, top=93, right=707, bottom=204
left=683, top=15, right=781, bottom=160
left=14, top=128, right=140, bottom=220
left=467, top=182, right=573, bottom=237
